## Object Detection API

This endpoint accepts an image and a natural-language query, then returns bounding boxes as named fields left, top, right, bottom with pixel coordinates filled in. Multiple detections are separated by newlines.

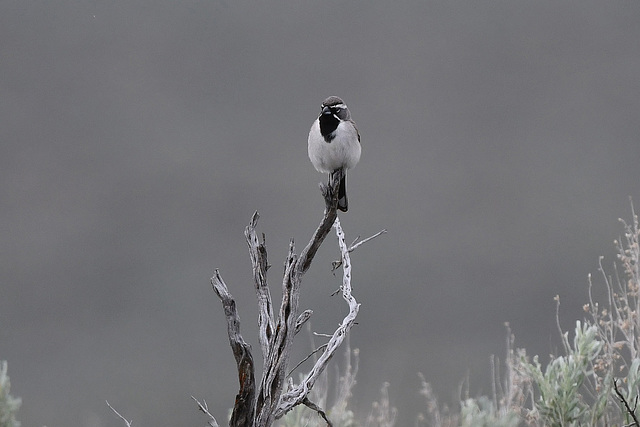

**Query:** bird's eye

left=335, top=107, right=341, bottom=112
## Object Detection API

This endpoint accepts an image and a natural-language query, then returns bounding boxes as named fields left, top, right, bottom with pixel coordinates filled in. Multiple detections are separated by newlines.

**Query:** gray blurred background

left=2, top=1, right=640, bottom=425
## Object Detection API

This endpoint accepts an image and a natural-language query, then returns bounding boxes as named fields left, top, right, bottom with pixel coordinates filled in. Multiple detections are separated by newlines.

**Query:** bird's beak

left=321, top=106, right=332, bottom=115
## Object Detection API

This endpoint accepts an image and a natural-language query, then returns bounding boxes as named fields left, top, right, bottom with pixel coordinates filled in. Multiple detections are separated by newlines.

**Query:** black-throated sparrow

left=308, top=96, right=361, bottom=212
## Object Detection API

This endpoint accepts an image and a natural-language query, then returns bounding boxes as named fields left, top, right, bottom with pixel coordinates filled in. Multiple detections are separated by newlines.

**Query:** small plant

left=0, top=361, right=21, bottom=427
left=513, top=202, right=640, bottom=426
left=582, top=202, right=640, bottom=424
left=517, top=321, right=606, bottom=426
left=459, top=396, right=519, bottom=427
left=365, top=382, right=396, bottom=427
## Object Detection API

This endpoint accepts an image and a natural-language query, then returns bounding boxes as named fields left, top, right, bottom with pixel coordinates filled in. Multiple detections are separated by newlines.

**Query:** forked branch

left=274, top=217, right=360, bottom=419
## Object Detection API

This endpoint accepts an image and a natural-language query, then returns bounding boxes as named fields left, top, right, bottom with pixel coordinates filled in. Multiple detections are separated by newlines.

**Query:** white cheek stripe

left=321, top=103, right=347, bottom=110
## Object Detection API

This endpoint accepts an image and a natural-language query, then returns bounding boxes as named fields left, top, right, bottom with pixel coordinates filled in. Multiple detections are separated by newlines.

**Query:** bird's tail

left=338, top=173, right=348, bottom=212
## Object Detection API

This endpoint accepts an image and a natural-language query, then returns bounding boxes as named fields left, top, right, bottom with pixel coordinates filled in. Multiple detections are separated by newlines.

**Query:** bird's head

left=321, top=96, right=351, bottom=121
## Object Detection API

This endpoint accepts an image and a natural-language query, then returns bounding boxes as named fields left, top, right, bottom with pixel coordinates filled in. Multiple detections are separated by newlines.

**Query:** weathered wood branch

left=245, top=211, right=275, bottom=364
left=211, top=269, right=256, bottom=425
left=297, top=169, right=343, bottom=274
left=210, top=169, right=376, bottom=427
left=254, top=240, right=300, bottom=426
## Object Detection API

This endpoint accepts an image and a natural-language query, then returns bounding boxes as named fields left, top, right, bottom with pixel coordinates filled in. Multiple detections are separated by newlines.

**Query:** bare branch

left=350, top=229, right=387, bottom=251
left=245, top=211, right=276, bottom=364
left=274, top=217, right=360, bottom=418
left=106, top=401, right=132, bottom=427
left=297, top=170, right=342, bottom=274
left=211, top=269, right=256, bottom=426
left=313, top=332, right=333, bottom=338
left=254, top=240, right=300, bottom=426
left=191, top=396, right=221, bottom=427
left=614, top=380, right=640, bottom=426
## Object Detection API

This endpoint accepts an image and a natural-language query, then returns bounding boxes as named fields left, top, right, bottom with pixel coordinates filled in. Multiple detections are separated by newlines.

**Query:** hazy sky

left=2, top=1, right=640, bottom=425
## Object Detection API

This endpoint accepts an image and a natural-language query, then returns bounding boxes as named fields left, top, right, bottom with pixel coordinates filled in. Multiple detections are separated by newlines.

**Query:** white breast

left=308, top=120, right=361, bottom=173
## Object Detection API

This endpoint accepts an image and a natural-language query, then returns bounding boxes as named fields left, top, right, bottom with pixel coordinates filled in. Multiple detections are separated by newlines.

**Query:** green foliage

left=459, top=396, right=519, bottom=427
left=518, top=322, right=604, bottom=426
left=0, top=362, right=21, bottom=427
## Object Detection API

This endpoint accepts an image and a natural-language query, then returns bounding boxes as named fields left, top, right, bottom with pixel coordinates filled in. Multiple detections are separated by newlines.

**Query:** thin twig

left=303, top=397, right=333, bottom=426
left=313, top=332, right=333, bottom=338
left=349, top=229, right=387, bottom=252
left=614, top=379, right=640, bottom=426
left=287, top=343, right=329, bottom=377
left=332, top=229, right=387, bottom=271
left=191, top=396, right=221, bottom=427
left=106, top=401, right=133, bottom=427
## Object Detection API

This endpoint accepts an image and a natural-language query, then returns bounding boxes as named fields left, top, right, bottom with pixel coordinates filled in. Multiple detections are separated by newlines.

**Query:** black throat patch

left=319, top=113, right=339, bottom=142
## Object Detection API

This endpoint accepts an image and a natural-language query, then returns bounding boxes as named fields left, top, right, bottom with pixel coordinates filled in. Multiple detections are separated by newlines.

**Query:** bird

left=308, top=96, right=361, bottom=212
